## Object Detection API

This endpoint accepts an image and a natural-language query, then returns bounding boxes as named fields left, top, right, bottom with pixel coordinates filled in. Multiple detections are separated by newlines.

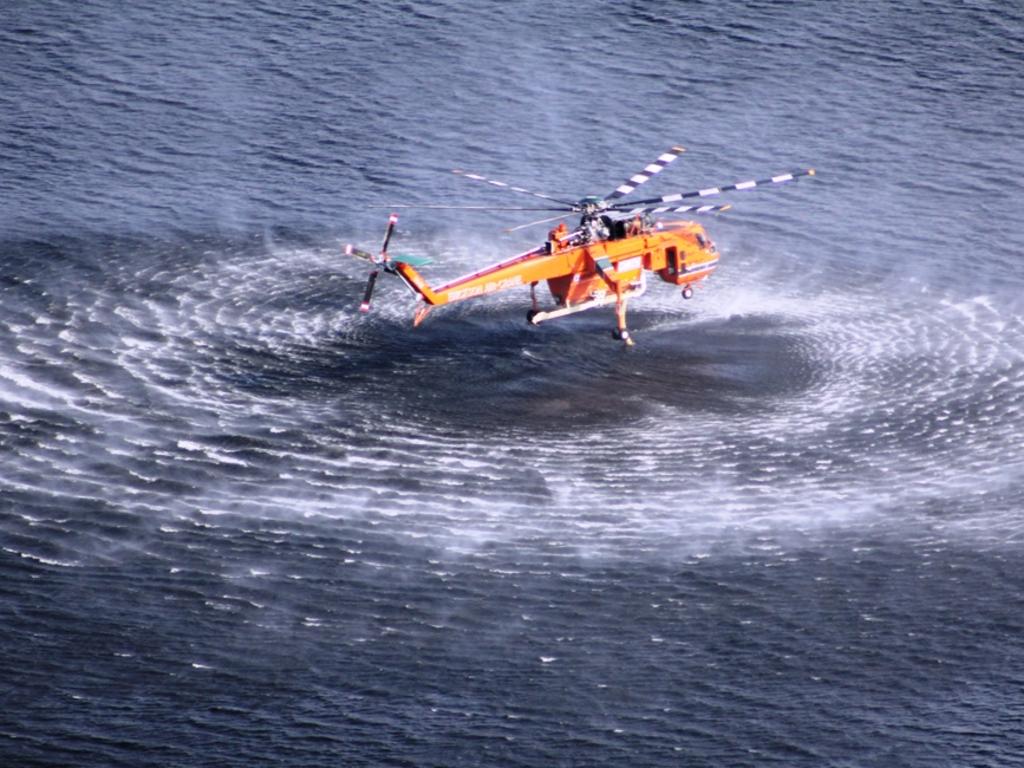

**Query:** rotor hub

left=577, top=195, right=607, bottom=216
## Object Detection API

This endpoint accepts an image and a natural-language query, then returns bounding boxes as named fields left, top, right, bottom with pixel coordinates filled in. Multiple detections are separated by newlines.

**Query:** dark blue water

left=2, top=2, right=1024, bottom=765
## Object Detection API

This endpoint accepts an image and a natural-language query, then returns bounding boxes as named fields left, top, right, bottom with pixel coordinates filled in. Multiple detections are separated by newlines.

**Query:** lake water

left=2, top=1, right=1023, bottom=765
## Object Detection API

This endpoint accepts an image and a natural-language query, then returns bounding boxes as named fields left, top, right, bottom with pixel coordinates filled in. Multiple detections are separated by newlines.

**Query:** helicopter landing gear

left=613, top=296, right=634, bottom=347
left=527, top=282, right=542, bottom=325
left=526, top=295, right=614, bottom=325
left=681, top=285, right=694, bottom=300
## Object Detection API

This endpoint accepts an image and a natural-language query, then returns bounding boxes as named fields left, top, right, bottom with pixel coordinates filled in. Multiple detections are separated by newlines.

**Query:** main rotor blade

left=376, top=204, right=570, bottom=211
left=503, top=212, right=574, bottom=233
left=452, top=169, right=576, bottom=206
left=623, top=202, right=733, bottom=216
left=380, top=213, right=398, bottom=256
left=615, top=168, right=816, bottom=207
left=605, top=145, right=686, bottom=201
left=360, top=269, right=380, bottom=313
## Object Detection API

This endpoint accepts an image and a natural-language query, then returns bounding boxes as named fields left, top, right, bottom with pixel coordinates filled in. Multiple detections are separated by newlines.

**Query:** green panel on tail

left=392, top=254, right=433, bottom=267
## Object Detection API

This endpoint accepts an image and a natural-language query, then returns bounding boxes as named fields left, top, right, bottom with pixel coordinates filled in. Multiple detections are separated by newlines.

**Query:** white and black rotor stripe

left=616, top=168, right=816, bottom=207
left=625, top=203, right=733, bottom=216
left=605, top=145, right=686, bottom=201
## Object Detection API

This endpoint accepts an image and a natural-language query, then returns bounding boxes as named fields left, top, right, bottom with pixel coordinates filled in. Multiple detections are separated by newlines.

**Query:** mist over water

left=2, top=1, right=1024, bottom=766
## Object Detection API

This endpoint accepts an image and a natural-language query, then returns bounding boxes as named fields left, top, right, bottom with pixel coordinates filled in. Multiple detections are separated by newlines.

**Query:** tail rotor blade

left=360, top=269, right=380, bottom=313
left=345, top=243, right=377, bottom=263
left=380, top=213, right=398, bottom=257
left=351, top=213, right=413, bottom=313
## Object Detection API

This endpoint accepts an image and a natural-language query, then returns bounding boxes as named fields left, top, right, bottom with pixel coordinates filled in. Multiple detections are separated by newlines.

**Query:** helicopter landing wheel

left=611, top=328, right=633, bottom=344
left=681, top=285, right=694, bottom=300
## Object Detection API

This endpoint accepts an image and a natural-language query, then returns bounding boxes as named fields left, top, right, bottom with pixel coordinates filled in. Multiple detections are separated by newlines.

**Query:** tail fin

left=391, top=260, right=440, bottom=306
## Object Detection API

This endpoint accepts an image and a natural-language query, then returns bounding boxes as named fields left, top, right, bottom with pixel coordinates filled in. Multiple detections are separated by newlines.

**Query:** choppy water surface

left=2, top=2, right=1023, bottom=765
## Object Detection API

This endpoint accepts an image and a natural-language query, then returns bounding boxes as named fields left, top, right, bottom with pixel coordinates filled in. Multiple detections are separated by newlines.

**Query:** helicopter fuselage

left=393, top=219, right=718, bottom=322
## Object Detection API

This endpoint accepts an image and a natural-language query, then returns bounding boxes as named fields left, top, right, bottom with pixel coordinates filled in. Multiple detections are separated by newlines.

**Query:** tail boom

left=395, top=245, right=565, bottom=307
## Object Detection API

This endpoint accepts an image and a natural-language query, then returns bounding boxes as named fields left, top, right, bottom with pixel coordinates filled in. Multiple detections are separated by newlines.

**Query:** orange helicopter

left=346, top=146, right=815, bottom=345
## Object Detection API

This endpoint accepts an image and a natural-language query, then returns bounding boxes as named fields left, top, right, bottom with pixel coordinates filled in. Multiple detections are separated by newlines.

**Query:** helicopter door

left=665, top=246, right=681, bottom=276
